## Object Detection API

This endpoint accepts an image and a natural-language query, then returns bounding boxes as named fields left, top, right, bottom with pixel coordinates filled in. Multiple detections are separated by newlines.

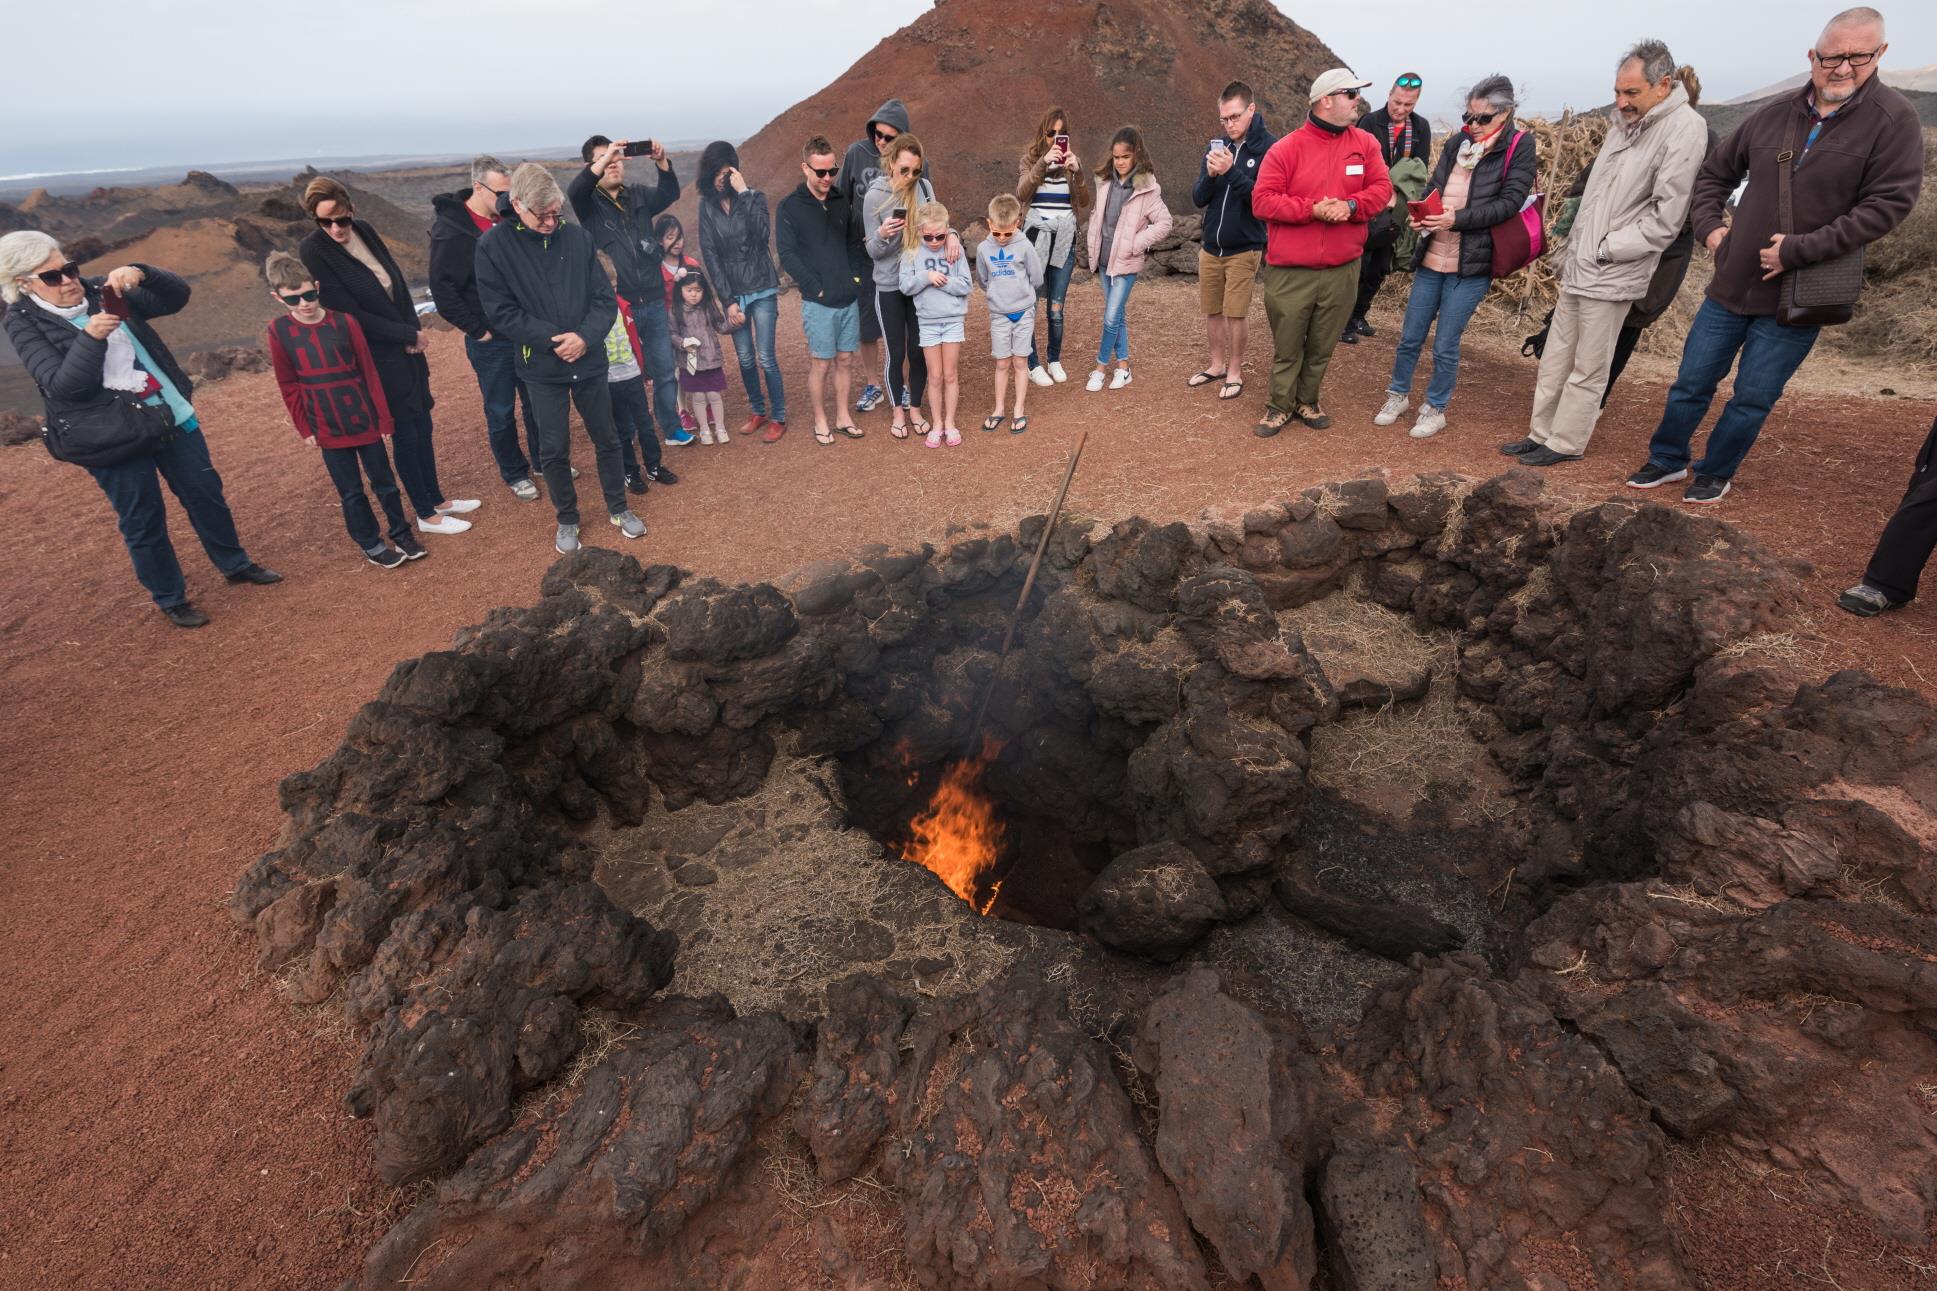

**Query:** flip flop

left=1219, top=379, right=1245, bottom=400
left=835, top=423, right=864, bottom=439
left=1187, top=369, right=1226, bottom=388
left=1009, top=415, right=1029, bottom=435
left=890, top=422, right=910, bottom=440
left=911, top=419, right=932, bottom=438
left=982, top=414, right=1009, bottom=432
left=814, top=426, right=835, bottom=445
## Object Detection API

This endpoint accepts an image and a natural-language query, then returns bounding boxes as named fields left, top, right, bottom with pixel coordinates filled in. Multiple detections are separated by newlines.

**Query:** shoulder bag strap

left=1501, top=131, right=1520, bottom=172
left=1776, top=109, right=1800, bottom=237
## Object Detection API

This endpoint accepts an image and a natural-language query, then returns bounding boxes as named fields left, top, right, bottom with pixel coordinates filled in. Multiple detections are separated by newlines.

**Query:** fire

left=899, top=750, right=1006, bottom=912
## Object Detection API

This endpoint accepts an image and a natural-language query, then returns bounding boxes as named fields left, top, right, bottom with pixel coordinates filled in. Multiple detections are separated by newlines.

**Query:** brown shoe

left=1297, top=404, right=1331, bottom=429
left=761, top=419, right=787, bottom=444
left=740, top=414, right=768, bottom=436
left=1253, top=408, right=1293, bottom=438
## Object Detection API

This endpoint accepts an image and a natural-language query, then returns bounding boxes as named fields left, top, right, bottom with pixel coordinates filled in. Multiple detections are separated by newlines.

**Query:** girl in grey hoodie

left=898, top=201, right=972, bottom=447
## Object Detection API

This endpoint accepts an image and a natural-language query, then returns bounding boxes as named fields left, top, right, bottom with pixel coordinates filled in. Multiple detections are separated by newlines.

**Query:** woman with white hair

left=0, top=230, right=280, bottom=628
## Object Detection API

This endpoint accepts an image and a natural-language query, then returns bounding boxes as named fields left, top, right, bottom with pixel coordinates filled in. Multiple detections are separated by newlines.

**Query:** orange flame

left=899, top=750, right=1006, bottom=911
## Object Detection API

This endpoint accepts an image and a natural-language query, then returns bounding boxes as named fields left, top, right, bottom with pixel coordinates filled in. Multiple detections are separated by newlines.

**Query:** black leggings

left=873, top=288, right=927, bottom=409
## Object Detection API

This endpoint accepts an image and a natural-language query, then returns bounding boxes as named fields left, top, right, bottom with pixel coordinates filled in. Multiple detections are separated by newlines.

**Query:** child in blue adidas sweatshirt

left=975, top=193, right=1046, bottom=435
left=899, top=201, right=972, bottom=447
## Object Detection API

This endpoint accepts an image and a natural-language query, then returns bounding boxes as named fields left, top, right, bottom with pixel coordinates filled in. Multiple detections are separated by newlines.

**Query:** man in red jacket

left=1250, top=68, right=1393, bottom=436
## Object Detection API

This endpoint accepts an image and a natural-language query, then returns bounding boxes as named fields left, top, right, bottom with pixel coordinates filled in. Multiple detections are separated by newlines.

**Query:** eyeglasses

left=1218, top=108, right=1250, bottom=124
left=1395, top=74, right=1422, bottom=89
left=315, top=214, right=355, bottom=230
left=1811, top=47, right=1882, bottom=68
left=919, top=233, right=948, bottom=244
left=277, top=289, right=320, bottom=306
left=807, top=165, right=838, bottom=178
left=527, top=207, right=562, bottom=226
left=34, top=261, right=82, bottom=286
left=1462, top=110, right=1499, bottom=126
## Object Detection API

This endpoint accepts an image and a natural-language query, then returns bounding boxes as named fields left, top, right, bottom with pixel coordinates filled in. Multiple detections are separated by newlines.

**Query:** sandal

left=1009, top=415, right=1028, bottom=435
left=911, top=419, right=932, bottom=438
left=890, top=421, right=909, bottom=440
left=1219, top=379, right=1245, bottom=400
left=836, top=423, right=864, bottom=439
left=1187, top=369, right=1226, bottom=388
left=982, top=414, right=1009, bottom=432
left=814, top=426, right=835, bottom=445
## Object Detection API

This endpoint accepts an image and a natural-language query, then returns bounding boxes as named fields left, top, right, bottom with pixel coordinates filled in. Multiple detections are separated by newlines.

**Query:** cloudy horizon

left=6, top=0, right=1928, bottom=179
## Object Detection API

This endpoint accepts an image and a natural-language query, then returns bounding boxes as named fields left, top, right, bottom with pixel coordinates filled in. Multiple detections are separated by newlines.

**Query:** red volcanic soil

left=2, top=275, right=1935, bottom=1289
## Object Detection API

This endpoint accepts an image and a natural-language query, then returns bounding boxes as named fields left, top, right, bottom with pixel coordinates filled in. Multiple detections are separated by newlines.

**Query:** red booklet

left=1406, top=190, right=1444, bottom=221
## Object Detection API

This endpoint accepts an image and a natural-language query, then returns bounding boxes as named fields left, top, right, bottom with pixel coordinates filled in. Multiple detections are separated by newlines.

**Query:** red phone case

left=100, top=286, right=130, bottom=319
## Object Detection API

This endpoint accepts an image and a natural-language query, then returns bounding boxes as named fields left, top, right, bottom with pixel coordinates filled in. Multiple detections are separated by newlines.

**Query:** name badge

left=1346, top=164, right=1365, bottom=176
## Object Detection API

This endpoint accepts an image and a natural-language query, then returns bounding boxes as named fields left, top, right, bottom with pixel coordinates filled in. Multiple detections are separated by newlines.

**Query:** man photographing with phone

left=567, top=133, right=683, bottom=488
left=1190, top=81, right=1276, bottom=403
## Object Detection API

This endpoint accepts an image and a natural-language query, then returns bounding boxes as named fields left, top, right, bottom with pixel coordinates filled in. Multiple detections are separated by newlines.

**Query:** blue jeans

left=464, top=334, right=541, bottom=485
left=1387, top=268, right=1491, bottom=411
left=1027, top=252, right=1077, bottom=368
left=87, top=425, right=250, bottom=608
left=629, top=297, right=682, bottom=454
left=320, top=438, right=409, bottom=553
left=1646, top=298, right=1820, bottom=481
left=730, top=293, right=787, bottom=423
left=1095, top=272, right=1137, bottom=365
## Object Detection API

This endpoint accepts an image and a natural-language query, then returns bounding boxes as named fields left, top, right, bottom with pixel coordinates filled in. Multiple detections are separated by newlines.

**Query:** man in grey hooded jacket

left=837, top=98, right=921, bottom=414
left=1507, top=39, right=1708, bottom=467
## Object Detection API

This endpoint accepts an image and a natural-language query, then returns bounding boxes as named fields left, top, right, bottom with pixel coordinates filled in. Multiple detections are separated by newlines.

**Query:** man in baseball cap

left=1247, top=69, right=1390, bottom=436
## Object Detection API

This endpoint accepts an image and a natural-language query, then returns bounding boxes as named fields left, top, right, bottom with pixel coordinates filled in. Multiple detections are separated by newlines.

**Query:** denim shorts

left=988, top=309, right=1035, bottom=359
left=918, top=317, right=966, bottom=348
left=801, top=299, right=860, bottom=359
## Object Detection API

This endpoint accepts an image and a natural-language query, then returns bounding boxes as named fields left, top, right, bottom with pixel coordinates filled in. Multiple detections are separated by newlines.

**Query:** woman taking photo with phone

left=1, top=231, right=279, bottom=627
left=301, top=176, right=479, bottom=535
left=863, top=133, right=936, bottom=439
left=1373, top=75, right=1534, bottom=440
left=1016, top=106, right=1093, bottom=387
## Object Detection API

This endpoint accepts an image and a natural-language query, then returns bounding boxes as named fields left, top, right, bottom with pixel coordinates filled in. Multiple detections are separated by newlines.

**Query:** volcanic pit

left=234, top=469, right=1937, bottom=1290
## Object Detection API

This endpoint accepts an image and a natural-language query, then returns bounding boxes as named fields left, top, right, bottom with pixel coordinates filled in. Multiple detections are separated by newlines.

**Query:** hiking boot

left=610, top=510, right=647, bottom=540
left=1683, top=475, right=1731, bottom=504
left=1409, top=406, right=1447, bottom=439
left=1296, top=404, right=1330, bottom=429
left=1254, top=408, right=1293, bottom=438
left=855, top=383, right=885, bottom=413
left=1838, top=583, right=1902, bottom=617
left=365, top=545, right=406, bottom=570
left=1625, top=462, right=1689, bottom=489
left=1498, top=437, right=1540, bottom=456
left=554, top=523, right=580, bottom=555
left=161, top=602, right=209, bottom=628
left=509, top=478, right=540, bottom=501
left=1373, top=393, right=1410, bottom=426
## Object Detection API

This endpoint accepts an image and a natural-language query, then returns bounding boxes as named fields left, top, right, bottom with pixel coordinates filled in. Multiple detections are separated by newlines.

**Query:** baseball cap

left=1309, top=69, right=1375, bottom=100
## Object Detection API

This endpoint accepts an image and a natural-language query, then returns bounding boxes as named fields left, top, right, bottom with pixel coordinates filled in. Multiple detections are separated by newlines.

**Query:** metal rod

left=960, top=430, right=1088, bottom=762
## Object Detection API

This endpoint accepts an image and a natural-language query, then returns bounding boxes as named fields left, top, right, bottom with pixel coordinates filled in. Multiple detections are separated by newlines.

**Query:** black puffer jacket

left=300, top=221, right=433, bottom=416
left=696, top=142, right=779, bottom=301
left=473, top=217, right=616, bottom=385
left=3, top=264, right=192, bottom=429
left=566, top=161, right=679, bottom=307
left=428, top=188, right=493, bottom=339
left=1410, top=124, right=1538, bottom=278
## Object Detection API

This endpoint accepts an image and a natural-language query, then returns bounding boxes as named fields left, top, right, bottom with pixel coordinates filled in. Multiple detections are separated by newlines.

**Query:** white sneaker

left=417, top=514, right=471, bottom=534
left=568, top=466, right=580, bottom=479
left=1047, top=362, right=1068, bottom=383
left=715, top=427, right=731, bottom=442
left=698, top=428, right=715, bottom=445
left=1410, top=406, right=1448, bottom=439
left=508, top=479, right=539, bottom=501
left=1373, top=393, right=1411, bottom=427
left=1085, top=370, right=1106, bottom=392
left=1028, top=365, right=1054, bottom=388
left=435, top=498, right=481, bottom=515
left=1109, top=367, right=1133, bottom=390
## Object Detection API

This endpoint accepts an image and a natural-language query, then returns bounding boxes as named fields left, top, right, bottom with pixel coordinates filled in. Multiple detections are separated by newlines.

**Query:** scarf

left=1455, top=121, right=1508, bottom=170
left=32, top=292, right=146, bottom=392
left=1387, top=115, right=1415, bottom=159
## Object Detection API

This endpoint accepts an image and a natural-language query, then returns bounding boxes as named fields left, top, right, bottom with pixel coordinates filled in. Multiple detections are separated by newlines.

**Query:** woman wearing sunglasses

left=0, top=230, right=279, bottom=627
left=862, top=133, right=939, bottom=439
left=300, top=176, right=478, bottom=536
left=1375, top=75, right=1536, bottom=441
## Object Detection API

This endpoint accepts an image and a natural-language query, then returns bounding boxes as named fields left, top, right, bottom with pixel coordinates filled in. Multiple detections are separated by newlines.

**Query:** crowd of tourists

left=1, top=5, right=1929, bottom=629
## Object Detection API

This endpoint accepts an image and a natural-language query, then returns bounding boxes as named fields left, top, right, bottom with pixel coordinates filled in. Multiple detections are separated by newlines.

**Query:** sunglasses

left=277, top=289, right=320, bottom=306
left=873, top=128, right=899, bottom=144
left=987, top=229, right=1019, bottom=240
left=1333, top=87, right=1360, bottom=100
left=315, top=214, right=355, bottom=230
left=919, top=233, right=948, bottom=244
left=896, top=166, right=923, bottom=178
left=1395, top=74, right=1422, bottom=89
left=1462, top=110, right=1499, bottom=126
left=34, top=261, right=82, bottom=286
left=807, top=165, right=838, bottom=178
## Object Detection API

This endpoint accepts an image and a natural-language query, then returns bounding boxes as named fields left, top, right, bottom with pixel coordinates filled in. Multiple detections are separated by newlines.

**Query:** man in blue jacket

left=1190, top=81, right=1275, bottom=402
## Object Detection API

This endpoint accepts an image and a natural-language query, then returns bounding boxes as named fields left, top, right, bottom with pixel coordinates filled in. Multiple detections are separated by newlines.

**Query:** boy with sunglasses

left=976, top=193, right=1045, bottom=434
left=262, top=251, right=422, bottom=569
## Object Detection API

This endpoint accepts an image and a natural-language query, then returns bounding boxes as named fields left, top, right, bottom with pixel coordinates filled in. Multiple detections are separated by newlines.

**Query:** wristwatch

left=1346, top=198, right=1358, bottom=216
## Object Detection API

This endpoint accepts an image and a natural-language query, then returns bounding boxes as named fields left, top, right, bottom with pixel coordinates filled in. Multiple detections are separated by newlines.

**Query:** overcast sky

left=5, top=0, right=1929, bottom=178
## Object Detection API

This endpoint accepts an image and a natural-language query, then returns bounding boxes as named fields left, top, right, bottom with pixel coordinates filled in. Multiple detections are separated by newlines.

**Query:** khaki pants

left=1261, top=261, right=1359, bottom=414
left=1528, top=291, right=1632, bottom=457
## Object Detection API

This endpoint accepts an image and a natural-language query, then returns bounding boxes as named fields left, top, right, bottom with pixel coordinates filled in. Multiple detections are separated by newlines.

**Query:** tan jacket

left=1562, top=83, right=1709, bottom=302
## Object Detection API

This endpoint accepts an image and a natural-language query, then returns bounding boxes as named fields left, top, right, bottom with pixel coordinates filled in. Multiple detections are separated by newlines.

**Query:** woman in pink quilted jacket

left=1084, top=127, right=1173, bottom=392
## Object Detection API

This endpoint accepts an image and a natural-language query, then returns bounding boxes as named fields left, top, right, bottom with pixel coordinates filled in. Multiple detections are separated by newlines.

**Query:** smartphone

left=1209, top=138, right=1230, bottom=153
left=622, top=139, right=656, bottom=157
left=891, top=207, right=907, bottom=220
left=1054, top=134, right=1070, bottom=153
left=100, top=286, right=130, bottom=319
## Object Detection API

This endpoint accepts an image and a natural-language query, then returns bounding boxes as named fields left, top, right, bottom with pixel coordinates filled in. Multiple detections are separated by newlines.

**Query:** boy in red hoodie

left=1249, top=68, right=1392, bottom=437
left=263, top=251, right=422, bottom=568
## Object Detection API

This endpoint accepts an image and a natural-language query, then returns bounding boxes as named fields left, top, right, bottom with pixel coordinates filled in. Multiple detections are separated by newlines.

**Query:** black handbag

left=43, top=390, right=178, bottom=468
left=1774, top=110, right=1864, bottom=328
